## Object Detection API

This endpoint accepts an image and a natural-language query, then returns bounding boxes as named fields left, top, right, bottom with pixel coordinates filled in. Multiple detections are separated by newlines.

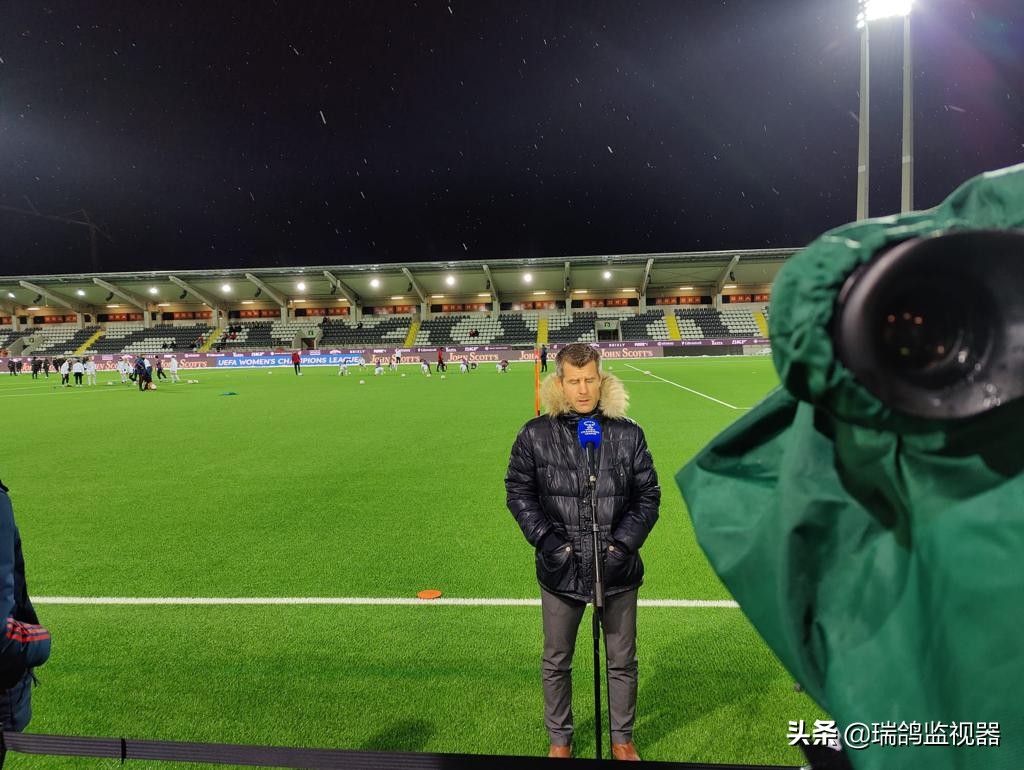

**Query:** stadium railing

left=0, top=731, right=804, bottom=769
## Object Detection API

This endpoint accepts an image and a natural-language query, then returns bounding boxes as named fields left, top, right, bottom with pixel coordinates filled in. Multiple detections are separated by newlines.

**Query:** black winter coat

left=505, top=374, right=660, bottom=601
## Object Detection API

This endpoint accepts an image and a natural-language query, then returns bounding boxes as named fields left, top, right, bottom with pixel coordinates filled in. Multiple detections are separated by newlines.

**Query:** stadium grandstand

left=0, top=249, right=789, bottom=360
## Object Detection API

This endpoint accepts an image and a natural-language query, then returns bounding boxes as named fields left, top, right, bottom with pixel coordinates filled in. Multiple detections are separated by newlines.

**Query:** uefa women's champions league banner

left=0, top=338, right=769, bottom=371
left=211, top=352, right=366, bottom=367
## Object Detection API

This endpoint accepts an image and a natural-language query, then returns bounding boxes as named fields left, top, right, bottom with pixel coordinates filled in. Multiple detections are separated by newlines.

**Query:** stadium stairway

left=74, top=328, right=105, bottom=355
left=537, top=317, right=548, bottom=344
left=754, top=311, right=769, bottom=337
left=403, top=319, right=420, bottom=347
left=199, top=327, right=223, bottom=352
left=664, top=310, right=682, bottom=341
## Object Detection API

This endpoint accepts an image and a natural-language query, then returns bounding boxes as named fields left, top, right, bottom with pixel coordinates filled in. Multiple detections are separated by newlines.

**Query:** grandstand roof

left=1, top=248, right=791, bottom=310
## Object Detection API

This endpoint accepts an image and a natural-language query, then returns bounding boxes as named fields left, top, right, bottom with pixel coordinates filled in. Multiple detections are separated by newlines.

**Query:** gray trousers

left=541, top=586, right=638, bottom=746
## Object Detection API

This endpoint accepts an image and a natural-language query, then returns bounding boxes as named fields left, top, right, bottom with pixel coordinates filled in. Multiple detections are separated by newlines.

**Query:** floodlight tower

left=856, top=0, right=914, bottom=220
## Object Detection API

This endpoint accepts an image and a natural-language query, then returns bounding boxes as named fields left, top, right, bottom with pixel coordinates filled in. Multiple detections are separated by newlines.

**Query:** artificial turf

left=0, top=357, right=827, bottom=767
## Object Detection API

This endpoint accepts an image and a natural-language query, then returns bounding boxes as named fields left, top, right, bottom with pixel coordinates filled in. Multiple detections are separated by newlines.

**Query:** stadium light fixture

left=478, top=293, right=491, bottom=297
left=679, top=286, right=695, bottom=290
left=241, top=300, right=254, bottom=305
left=370, top=278, right=380, bottom=288
left=523, top=273, right=533, bottom=283
left=390, top=295, right=406, bottom=300
left=26, top=306, right=39, bottom=311
left=724, top=284, right=737, bottom=289
left=6, top=292, right=14, bottom=298
left=856, top=0, right=915, bottom=217
left=293, top=298, right=306, bottom=303
left=573, top=289, right=588, bottom=294
left=602, top=271, right=612, bottom=280
left=106, top=304, right=121, bottom=308
left=76, top=289, right=86, bottom=296
left=157, top=303, right=170, bottom=307
left=296, top=281, right=306, bottom=291
left=221, top=284, right=231, bottom=293
left=445, top=275, right=456, bottom=286
left=148, top=287, right=158, bottom=295
left=533, top=291, right=547, bottom=295
left=431, top=294, right=445, bottom=299
left=857, top=0, right=911, bottom=27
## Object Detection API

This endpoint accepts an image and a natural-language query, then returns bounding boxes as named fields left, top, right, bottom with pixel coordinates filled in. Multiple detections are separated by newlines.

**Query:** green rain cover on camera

left=676, top=165, right=1024, bottom=769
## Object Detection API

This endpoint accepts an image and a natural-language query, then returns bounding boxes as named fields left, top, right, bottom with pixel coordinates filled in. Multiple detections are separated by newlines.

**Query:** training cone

left=417, top=589, right=443, bottom=600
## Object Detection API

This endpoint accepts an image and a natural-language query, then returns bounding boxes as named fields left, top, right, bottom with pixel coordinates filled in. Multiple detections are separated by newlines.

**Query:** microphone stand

left=587, top=445, right=605, bottom=760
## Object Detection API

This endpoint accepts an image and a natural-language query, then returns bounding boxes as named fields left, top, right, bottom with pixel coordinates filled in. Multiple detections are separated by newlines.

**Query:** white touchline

left=34, top=596, right=738, bottom=608
left=625, top=363, right=744, bottom=410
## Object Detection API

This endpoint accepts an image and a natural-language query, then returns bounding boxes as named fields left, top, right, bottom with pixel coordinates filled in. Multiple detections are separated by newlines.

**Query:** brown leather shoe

left=611, top=741, right=641, bottom=761
left=548, top=744, right=572, bottom=758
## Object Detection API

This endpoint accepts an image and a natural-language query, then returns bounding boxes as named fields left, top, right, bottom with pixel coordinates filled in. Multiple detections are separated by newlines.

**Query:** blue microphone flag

left=577, top=418, right=602, bottom=450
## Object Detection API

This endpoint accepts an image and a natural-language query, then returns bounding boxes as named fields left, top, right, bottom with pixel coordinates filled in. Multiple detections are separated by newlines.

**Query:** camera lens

left=876, top=283, right=987, bottom=387
left=833, top=230, right=1024, bottom=420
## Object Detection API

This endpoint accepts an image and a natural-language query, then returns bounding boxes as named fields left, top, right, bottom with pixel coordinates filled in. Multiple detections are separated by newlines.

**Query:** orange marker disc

left=417, top=589, right=443, bottom=600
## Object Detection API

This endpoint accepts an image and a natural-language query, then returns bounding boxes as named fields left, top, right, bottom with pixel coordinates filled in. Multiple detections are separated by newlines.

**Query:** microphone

left=577, top=417, right=602, bottom=479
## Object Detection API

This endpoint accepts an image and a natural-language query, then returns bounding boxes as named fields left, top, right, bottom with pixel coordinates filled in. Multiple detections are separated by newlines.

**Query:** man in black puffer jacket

left=506, top=343, right=660, bottom=761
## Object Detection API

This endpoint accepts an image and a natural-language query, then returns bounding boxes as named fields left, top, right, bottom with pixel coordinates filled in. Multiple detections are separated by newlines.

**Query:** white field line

left=35, top=595, right=738, bottom=608
left=624, top=363, right=745, bottom=410
left=0, top=387, right=126, bottom=399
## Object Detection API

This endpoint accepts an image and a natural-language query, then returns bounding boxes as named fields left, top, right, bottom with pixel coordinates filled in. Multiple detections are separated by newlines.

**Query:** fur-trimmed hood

left=539, top=372, right=629, bottom=419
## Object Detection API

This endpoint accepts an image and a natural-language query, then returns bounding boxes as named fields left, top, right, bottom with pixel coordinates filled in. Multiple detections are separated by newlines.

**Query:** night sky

left=2, top=0, right=1022, bottom=275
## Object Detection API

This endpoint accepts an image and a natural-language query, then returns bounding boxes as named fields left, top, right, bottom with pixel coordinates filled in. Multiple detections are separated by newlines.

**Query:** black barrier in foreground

left=1, top=732, right=805, bottom=769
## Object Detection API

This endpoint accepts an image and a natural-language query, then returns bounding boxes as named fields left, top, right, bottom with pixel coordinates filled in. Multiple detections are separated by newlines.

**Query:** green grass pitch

left=0, top=357, right=826, bottom=767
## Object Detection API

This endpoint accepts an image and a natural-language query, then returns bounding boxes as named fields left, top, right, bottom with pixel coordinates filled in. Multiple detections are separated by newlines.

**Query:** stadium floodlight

left=602, top=271, right=612, bottom=280
left=523, top=273, right=533, bottom=283
left=76, top=289, right=86, bottom=296
left=679, top=286, right=694, bottom=290
left=478, top=293, right=491, bottom=297
left=856, top=0, right=914, bottom=218
left=533, top=291, right=547, bottom=295
left=445, top=275, right=456, bottom=286
left=574, top=289, right=588, bottom=294
left=6, top=292, right=14, bottom=298
left=221, top=284, right=231, bottom=293
left=857, top=0, right=911, bottom=27
left=148, top=287, right=158, bottom=295
left=296, top=281, right=306, bottom=291
left=370, top=278, right=380, bottom=288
